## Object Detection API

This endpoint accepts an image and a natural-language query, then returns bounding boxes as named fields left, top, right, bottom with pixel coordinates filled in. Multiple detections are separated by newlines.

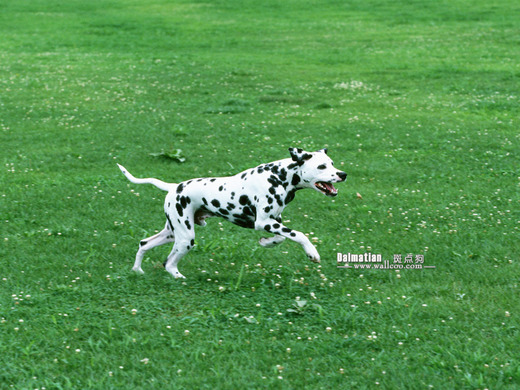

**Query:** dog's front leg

left=255, top=218, right=320, bottom=263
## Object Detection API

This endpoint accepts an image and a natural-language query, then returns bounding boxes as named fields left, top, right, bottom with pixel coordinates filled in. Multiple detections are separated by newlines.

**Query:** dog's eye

left=317, top=164, right=326, bottom=170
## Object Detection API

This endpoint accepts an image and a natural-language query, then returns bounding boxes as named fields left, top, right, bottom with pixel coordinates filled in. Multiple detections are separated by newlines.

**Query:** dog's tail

left=117, top=164, right=175, bottom=192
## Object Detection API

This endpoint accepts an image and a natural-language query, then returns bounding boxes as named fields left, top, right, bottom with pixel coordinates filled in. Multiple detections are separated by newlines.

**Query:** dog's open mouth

left=315, top=182, right=338, bottom=197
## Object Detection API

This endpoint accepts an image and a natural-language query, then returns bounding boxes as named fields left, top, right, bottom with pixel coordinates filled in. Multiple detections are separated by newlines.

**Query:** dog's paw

left=259, top=237, right=275, bottom=247
left=305, top=247, right=321, bottom=263
left=308, top=255, right=321, bottom=263
left=132, top=267, right=145, bottom=274
left=166, top=267, right=185, bottom=279
left=259, top=236, right=286, bottom=248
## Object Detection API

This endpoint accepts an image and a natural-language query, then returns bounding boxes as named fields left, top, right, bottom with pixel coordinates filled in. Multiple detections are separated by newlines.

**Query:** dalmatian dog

left=117, top=148, right=347, bottom=278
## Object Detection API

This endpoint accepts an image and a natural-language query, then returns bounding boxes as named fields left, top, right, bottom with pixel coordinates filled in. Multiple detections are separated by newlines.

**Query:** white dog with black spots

left=118, top=148, right=347, bottom=278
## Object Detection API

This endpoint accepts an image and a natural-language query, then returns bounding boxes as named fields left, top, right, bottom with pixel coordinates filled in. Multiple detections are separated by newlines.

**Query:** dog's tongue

left=324, top=183, right=337, bottom=194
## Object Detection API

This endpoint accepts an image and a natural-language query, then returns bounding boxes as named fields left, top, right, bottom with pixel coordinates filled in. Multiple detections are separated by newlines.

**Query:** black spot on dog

left=211, top=199, right=220, bottom=208
left=219, top=208, right=229, bottom=215
left=239, top=195, right=250, bottom=205
left=232, top=216, right=254, bottom=229
left=241, top=173, right=247, bottom=179
left=268, top=187, right=276, bottom=195
left=264, top=224, right=271, bottom=232
left=243, top=206, right=255, bottom=216
left=202, top=197, right=208, bottom=205
left=219, top=185, right=225, bottom=191
left=226, top=202, right=236, bottom=210
left=264, top=206, right=272, bottom=213
left=282, top=227, right=292, bottom=233
left=279, top=169, right=287, bottom=182
left=180, top=196, right=188, bottom=209
left=317, top=164, right=326, bottom=170
left=186, top=239, right=192, bottom=247
left=210, top=178, right=216, bottom=182
left=176, top=204, right=183, bottom=217
left=190, top=239, right=195, bottom=246
left=176, top=183, right=184, bottom=193
left=291, top=174, right=300, bottom=186
left=288, top=162, right=301, bottom=169
left=273, top=223, right=280, bottom=229
left=165, top=213, right=175, bottom=231
left=241, top=220, right=255, bottom=229
left=285, top=189, right=296, bottom=204
left=268, top=175, right=282, bottom=188
left=290, top=232, right=296, bottom=237
left=185, top=219, right=192, bottom=230
left=140, top=240, right=147, bottom=247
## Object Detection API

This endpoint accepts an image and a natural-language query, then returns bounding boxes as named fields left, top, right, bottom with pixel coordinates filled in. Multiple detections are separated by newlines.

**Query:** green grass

left=1, top=0, right=519, bottom=388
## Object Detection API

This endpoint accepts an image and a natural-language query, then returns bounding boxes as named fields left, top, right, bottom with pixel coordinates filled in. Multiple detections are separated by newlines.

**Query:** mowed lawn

left=1, top=0, right=519, bottom=388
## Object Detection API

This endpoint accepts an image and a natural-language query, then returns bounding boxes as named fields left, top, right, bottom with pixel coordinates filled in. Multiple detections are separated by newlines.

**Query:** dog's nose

left=337, top=171, right=347, bottom=181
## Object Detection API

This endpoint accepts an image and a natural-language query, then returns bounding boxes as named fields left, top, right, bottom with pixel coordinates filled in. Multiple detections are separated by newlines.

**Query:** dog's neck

left=247, top=159, right=306, bottom=206
left=273, top=160, right=307, bottom=205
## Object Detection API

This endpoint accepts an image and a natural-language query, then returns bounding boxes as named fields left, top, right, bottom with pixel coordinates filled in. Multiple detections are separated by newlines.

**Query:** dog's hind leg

left=133, top=223, right=174, bottom=274
left=163, top=234, right=195, bottom=279
left=163, top=213, right=196, bottom=279
left=259, top=235, right=286, bottom=248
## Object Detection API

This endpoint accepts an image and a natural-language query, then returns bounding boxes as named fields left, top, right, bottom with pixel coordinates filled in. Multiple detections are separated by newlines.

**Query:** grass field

left=1, top=0, right=519, bottom=388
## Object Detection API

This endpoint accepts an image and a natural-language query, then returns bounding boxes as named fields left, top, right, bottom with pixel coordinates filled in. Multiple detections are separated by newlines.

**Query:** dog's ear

left=289, top=148, right=313, bottom=163
left=318, top=148, right=328, bottom=155
left=289, top=147, right=303, bottom=161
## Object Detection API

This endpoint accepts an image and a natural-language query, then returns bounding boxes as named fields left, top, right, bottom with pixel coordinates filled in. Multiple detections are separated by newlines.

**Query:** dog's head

left=288, top=148, right=347, bottom=197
